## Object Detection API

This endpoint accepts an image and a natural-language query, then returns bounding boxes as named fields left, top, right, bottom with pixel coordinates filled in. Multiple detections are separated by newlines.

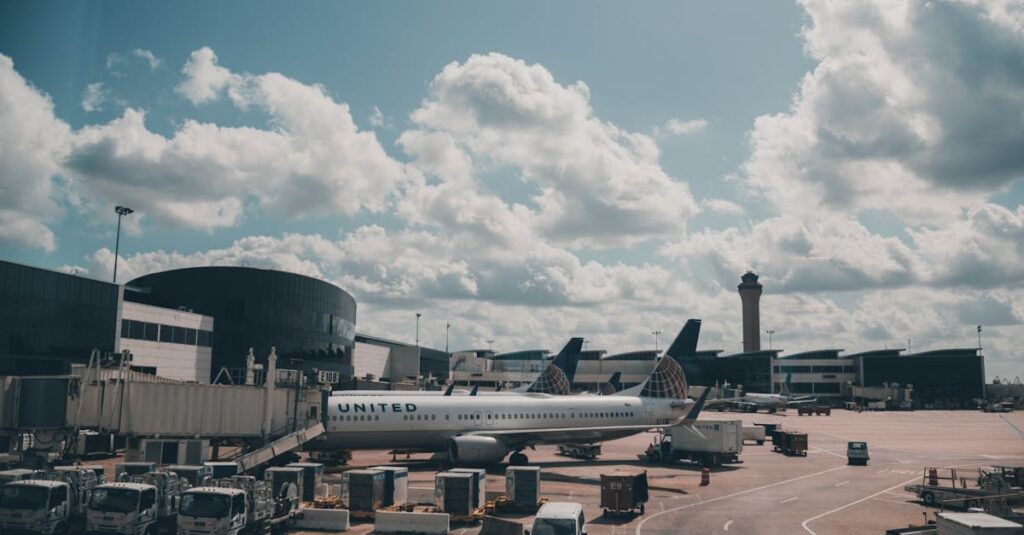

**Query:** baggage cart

left=600, top=469, right=648, bottom=516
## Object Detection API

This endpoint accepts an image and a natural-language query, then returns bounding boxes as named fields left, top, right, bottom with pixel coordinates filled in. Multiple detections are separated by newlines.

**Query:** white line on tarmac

left=877, top=468, right=889, bottom=473
left=835, top=481, right=849, bottom=487
left=801, top=461, right=987, bottom=535
left=811, top=446, right=847, bottom=459
left=723, top=520, right=733, bottom=531
left=633, top=464, right=849, bottom=535
left=801, top=474, right=922, bottom=535
left=780, top=497, right=799, bottom=504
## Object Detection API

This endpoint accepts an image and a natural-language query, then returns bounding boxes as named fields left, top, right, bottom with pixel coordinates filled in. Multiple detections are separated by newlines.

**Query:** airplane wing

left=785, top=398, right=818, bottom=406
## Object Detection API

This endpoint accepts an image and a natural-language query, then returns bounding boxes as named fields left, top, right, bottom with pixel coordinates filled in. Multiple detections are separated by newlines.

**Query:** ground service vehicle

left=648, top=420, right=742, bottom=467
left=88, top=471, right=188, bottom=535
left=556, top=444, right=600, bottom=460
left=847, top=442, right=870, bottom=465
left=177, top=476, right=292, bottom=535
left=526, top=502, right=587, bottom=535
left=0, top=480, right=74, bottom=535
left=904, top=467, right=1021, bottom=510
left=0, top=469, right=35, bottom=485
left=87, top=482, right=163, bottom=535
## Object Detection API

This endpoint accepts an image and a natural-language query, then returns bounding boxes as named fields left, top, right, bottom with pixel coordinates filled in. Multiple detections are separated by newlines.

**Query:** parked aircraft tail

left=665, top=319, right=701, bottom=364
left=598, top=371, right=623, bottom=395
left=519, top=337, right=584, bottom=395
left=781, top=373, right=792, bottom=396
left=620, top=354, right=689, bottom=400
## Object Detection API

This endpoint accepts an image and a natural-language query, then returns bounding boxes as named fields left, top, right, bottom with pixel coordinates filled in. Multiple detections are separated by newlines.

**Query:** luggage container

left=742, top=425, right=766, bottom=445
left=344, top=469, right=385, bottom=512
left=755, top=422, right=782, bottom=442
left=600, top=469, right=649, bottom=516
left=165, top=464, right=213, bottom=487
left=847, top=442, right=869, bottom=466
left=369, top=466, right=409, bottom=507
left=450, top=468, right=487, bottom=510
left=435, top=471, right=475, bottom=515
left=773, top=431, right=808, bottom=456
left=653, top=420, right=743, bottom=467
left=266, top=467, right=305, bottom=504
left=286, top=462, right=324, bottom=502
left=115, top=462, right=155, bottom=477
left=203, top=461, right=240, bottom=479
left=505, top=466, right=541, bottom=510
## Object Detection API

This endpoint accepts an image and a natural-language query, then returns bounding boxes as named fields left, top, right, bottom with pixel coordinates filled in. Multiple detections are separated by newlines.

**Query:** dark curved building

left=126, top=267, right=356, bottom=381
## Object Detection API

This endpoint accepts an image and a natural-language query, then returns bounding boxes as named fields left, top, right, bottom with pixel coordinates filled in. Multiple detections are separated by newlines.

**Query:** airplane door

left=474, top=411, right=483, bottom=427
left=485, top=411, right=496, bottom=427
left=646, top=404, right=655, bottom=423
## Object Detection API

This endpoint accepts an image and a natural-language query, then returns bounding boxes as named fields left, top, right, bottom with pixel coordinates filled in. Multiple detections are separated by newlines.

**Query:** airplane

left=733, top=374, right=817, bottom=413
left=332, top=338, right=584, bottom=397
left=314, top=349, right=711, bottom=466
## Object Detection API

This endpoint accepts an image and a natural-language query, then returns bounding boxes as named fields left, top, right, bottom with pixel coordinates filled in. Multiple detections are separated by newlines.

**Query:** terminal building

left=0, top=259, right=448, bottom=386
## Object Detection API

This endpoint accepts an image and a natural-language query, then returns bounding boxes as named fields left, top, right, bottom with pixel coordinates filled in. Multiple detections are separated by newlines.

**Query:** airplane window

left=375, top=415, right=380, bottom=421
left=457, top=415, right=462, bottom=420
left=445, top=415, right=450, bottom=420
left=432, top=415, right=436, bottom=420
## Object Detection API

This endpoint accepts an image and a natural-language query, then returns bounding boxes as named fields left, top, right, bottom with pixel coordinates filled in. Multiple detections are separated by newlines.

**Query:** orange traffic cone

left=928, top=468, right=938, bottom=486
left=700, top=467, right=710, bottom=486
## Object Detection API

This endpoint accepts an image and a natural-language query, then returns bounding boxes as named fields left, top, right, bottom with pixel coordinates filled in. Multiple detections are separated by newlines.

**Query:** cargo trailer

left=600, top=470, right=648, bottom=516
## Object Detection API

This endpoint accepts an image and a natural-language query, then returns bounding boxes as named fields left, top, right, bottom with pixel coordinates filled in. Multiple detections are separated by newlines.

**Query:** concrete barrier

left=293, top=508, right=350, bottom=531
left=374, top=511, right=449, bottom=534
left=408, top=486, right=435, bottom=505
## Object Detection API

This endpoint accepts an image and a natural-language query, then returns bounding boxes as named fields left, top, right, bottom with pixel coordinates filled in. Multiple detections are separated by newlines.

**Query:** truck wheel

left=757, top=440, right=764, bottom=445
left=922, top=492, right=936, bottom=506
left=640, top=504, right=645, bottom=514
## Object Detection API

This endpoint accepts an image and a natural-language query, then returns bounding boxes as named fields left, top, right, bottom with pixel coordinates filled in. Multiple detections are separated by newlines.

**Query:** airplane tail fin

left=521, top=337, right=584, bottom=395
left=780, top=373, right=792, bottom=396
left=598, top=371, right=622, bottom=395
left=620, top=354, right=688, bottom=400
left=443, top=384, right=454, bottom=396
left=469, top=385, right=479, bottom=396
left=665, top=319, right=701, bottom=364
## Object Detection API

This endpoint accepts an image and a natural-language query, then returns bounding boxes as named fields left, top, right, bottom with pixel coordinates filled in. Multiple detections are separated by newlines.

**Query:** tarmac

left=325, top=409, right=1024, bottom=535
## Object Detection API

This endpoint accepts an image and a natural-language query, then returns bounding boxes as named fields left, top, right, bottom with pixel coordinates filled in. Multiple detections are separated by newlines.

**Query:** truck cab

left=177, top=487, right=247, bottom=535
left=87, top=482, right=159, bottom=535
left=0, top=480, right=72, bottom=535
left=847, top=442, right=870, bottom=465
left=527, top=502, right=587, bottom=535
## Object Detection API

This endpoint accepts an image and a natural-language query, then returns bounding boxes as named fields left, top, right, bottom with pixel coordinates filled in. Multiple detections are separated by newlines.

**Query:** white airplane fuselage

left=317, top=392, right=687, bottom=452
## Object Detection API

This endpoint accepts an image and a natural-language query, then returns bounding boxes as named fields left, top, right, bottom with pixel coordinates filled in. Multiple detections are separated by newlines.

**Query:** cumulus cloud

left=0, top=54, right=71, bottom=251
left=106, top=48, right=163, bottom=71
left=701, top=198, right=745, bottom=216
left=743, top=0, right=1024, bottom=221
left=81, top=83, right=106, bottom=112
left=658, top=118, right=708, bottom=137
left=60, top=47, right=407, bottom=230
left=401, top=53, right=699, bottom=248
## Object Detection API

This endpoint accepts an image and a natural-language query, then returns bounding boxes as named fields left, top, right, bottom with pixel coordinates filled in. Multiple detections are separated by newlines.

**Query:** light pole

left=977, top=325, right=982, bottom=350
left=112, top=206, right=134, bottom=283
left=487, top=339, right=495, bottom=352
left=766, top=329, right=775, bottom=351
left=445, top=321, right=450, bottom=353
left=651, top=330, right=662, bottom=351
left=415, top=313, right=422, bottom=364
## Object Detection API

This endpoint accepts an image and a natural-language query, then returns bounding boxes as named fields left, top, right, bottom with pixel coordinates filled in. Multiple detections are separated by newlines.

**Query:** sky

left=1, top=0, right=1022, bottom=380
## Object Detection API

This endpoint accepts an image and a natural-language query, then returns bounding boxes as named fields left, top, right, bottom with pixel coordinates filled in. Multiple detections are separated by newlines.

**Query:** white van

left=527, top=502, right=587, bottom=535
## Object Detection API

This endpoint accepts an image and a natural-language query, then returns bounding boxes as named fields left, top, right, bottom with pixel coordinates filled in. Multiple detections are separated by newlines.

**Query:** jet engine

left=447, top=435, right=508, bottom=466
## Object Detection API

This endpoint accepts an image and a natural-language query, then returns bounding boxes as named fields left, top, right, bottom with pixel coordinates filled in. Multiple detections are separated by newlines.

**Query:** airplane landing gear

left=509, top=452, right=529, bottom=466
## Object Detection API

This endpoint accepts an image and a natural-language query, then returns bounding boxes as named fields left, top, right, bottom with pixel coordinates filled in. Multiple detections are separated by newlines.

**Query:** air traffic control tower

left=739, top=271, right=763, bottom=353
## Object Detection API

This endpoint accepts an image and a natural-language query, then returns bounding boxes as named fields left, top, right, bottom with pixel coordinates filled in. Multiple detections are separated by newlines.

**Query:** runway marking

left=723, top=520, right=733, bottom=531
left=998, top=416, right=1024, bottom=439
left=811, top=446, right=846, bottom=459
left=876, top=468, right=889, bottom=473
left=802, top=461, right=987, bottom=535
left=801, top=473, right=922, bottom=535
left=835, top=481, right=849, bottom=487
left=633, top=464, right=848, bottom=535
left=780, top=497, right=799, bottom=504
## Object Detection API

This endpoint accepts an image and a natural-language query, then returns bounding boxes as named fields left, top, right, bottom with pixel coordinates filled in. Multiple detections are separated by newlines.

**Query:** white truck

left=646, top=420, right=743, bottom=467
left=741, top=425, right=766, bottom=445
left=177, top=476, right=293, bottom=535
left=526, top=502, right=587, bottom=535
left=0, top=480, right=75, bottom=535
left=87, top=471, right=188, bottom=535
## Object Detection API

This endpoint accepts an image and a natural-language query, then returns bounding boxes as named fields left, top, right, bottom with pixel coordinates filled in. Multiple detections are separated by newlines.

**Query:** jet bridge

left=0, top=348, right=330, bottom=469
